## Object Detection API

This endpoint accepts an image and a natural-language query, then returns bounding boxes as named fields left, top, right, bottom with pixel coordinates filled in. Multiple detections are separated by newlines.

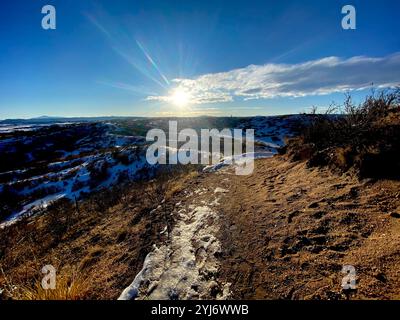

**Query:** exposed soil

left=210, top=156, right=400, bottom=299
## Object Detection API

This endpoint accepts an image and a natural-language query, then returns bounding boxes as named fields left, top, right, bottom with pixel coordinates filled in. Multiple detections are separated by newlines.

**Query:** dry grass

left=287, top=89, right=400, bottom=178
left=0, top=164, right=200, bottom=300
left=79, top=246, right=105, bottom=270
left=165, top=171, right=198, bottom=200
left=2, top=267, right=88, bottom=300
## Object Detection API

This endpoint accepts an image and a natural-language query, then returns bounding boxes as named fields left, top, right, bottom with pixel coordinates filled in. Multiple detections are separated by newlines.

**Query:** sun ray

left=136, top=40, right=170, bottom=86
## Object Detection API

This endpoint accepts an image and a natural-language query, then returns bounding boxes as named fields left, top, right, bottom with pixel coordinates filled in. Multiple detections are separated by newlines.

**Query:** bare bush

left=288, top=88, right=400, bottom=178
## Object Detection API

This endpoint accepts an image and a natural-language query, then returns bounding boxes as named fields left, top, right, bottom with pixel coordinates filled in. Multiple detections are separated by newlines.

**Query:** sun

left=170, top=88, right=191, bottom=108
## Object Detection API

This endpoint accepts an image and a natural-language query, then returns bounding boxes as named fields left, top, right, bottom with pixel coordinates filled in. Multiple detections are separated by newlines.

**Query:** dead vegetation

left=285, top=88, right=400, bottom=179
left=0, top=165, right=198, bottom=300
left=1, top=266, right=88, bottom=300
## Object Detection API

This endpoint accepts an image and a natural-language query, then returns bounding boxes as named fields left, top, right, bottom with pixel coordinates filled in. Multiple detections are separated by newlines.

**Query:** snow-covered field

left=0, top=122, right=152, bottom=227
left=204, top=115, right=303, bottom=173
left=0, top=115, right=303, bottom=228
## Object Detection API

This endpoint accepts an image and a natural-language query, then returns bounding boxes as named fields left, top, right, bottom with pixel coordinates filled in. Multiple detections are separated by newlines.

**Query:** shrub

left=71, top=179, right=87, bottom=192
left=287, top=88, right=400, bottom=179
left=302, top=89, right=399, bottom=149
left=88, top=161, right=110, bottom=186
left=112, top=151, right=131, bottom=165
left=0, top=185, right=22, bottom=221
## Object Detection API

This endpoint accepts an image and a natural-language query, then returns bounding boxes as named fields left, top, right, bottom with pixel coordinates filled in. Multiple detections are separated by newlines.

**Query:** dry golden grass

left=2, top=267, right=88, bottom=300
left=0, top=165, right=200, bottom=300
left=165, top=171, right=198, bottom=200
left=79, top=246, right=105, bottom=270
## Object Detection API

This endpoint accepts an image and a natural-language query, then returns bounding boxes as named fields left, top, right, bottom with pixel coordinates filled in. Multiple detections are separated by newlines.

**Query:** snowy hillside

left=0, top=116, right=304, bottom=227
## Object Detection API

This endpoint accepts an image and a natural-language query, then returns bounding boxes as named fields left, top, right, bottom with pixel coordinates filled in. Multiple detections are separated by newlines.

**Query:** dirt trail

left=212, top=156, right=400, bottom=299
left=120, top=155, right=400, bottom=300
left=119, top=174, right=232, bottom=300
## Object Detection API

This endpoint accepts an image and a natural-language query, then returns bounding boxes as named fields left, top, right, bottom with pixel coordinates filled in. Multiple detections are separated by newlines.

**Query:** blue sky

left=0, top=0, right=399, bottom=119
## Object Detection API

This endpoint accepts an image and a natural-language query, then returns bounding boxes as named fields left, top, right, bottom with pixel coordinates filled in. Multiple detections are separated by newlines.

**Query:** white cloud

left=147, top=53, right=400, bottom=104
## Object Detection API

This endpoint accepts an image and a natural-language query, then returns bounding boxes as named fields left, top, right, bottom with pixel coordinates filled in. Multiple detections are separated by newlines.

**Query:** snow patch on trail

left=203, top=151, right=275, bottom=173
left=118, top=245, right=166, bottom=300
left=118, top=191, right=230, bottom=300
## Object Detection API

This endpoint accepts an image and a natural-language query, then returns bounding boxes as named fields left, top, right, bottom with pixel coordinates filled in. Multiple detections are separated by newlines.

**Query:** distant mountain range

left=0, top=116, right=143, bottom=125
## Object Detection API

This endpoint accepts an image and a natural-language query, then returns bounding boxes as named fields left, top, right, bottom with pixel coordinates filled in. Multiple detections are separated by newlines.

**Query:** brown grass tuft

left=2, top=267, right=88, bottom=300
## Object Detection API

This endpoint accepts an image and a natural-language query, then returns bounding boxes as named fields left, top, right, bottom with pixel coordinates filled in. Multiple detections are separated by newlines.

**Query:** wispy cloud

left=147, top=53, right=400, bottom=104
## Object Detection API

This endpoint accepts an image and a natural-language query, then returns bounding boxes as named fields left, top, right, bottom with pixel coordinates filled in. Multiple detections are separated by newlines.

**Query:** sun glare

left=170, top=88, right=191, bottom=108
